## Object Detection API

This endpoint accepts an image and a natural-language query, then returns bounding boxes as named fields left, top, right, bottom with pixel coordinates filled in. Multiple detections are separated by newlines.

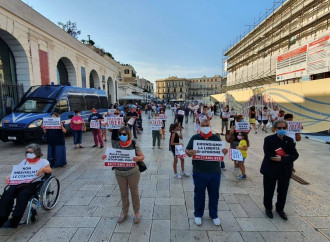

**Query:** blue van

left=0, top=85, right=108, bottom=143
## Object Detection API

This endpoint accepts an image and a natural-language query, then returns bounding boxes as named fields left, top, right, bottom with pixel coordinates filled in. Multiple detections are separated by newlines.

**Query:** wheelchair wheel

left=39, top=177, right=60, bottom=210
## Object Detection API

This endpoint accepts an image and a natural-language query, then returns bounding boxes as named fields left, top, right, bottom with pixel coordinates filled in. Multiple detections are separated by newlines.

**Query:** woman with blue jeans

left=70, top=110, right=85, bottom=149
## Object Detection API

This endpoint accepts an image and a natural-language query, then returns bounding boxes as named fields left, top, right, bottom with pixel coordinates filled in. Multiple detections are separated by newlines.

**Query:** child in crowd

left=169, top=122, right=189, bottom=178
left=236, top=132, right=249, bottom=180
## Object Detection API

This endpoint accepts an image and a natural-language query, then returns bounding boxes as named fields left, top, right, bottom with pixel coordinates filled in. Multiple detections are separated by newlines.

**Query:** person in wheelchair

left=0, top=143, right=51, bottom=228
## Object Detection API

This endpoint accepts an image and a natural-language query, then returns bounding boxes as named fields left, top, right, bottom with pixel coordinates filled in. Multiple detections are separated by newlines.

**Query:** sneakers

left=173, top=173, right=182, bottom=179
left=213, top=218, right=221, bottom=226
left=181, top=171, right=190, bottom=177
left=255, top=131, right=257, bottom=134
left=237, top=174, right=246, bottom=180
left=194, top=217, right=202, bottom=226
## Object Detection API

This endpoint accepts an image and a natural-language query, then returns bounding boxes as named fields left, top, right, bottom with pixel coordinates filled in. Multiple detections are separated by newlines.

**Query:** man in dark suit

left=260, top=120, right=299, bottom=220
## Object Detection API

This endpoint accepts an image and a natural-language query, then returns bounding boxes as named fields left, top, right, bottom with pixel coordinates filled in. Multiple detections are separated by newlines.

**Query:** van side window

left=85, top=96, right=100, bottom=110
left=55, top=99, right=69, bottom=114
left=68, top=95, right=86, bottom=111
left=100, top=97, right=108, bottom=109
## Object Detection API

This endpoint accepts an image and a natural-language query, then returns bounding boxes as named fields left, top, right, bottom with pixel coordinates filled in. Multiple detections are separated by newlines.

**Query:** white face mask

left=26, top=152, right=36, bottom=159
left=200, top=127, right=211, bottom=134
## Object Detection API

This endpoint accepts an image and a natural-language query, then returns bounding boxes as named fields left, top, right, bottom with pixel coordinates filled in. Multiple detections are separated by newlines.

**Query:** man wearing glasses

left=260, top=120, right=299, bottom=220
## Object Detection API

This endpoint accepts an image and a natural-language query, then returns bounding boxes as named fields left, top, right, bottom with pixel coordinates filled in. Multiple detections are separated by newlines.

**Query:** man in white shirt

left=270, top=106, right=279, bottom=126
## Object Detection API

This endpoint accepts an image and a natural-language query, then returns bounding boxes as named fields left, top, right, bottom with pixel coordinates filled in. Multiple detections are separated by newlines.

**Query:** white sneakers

left=181, top=171, right=190, bottom=177
left=194, top=217, right=221, bottom=226
left=173, top=173, right=181, bottom=179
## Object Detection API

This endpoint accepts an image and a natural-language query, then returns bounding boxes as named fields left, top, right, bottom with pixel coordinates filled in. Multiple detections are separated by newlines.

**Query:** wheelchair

left=1, top=174, right=60, bottom=225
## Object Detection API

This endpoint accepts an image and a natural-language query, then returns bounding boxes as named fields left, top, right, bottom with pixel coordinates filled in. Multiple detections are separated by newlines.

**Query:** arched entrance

left=56, top=57, right=77, bottom=86
left=89, top=70, right=100, bottom=89
left=107, top=76, right=114, bottom=105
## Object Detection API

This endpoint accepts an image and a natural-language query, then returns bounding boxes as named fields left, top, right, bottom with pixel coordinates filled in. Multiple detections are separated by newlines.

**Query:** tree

left=58, top=21, right=81, bottom=39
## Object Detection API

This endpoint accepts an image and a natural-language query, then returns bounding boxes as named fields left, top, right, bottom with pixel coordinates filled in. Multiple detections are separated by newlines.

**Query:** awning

left=211, top=93, right=226, bottom=102
left=118, top=95, right=144, bottom=100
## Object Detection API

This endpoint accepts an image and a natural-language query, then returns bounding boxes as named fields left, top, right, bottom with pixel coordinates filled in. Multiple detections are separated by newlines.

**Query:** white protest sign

left=104, top=147, right=136, bottom=167
left=287, top=121, right=302, bottom=133
left=150, top=119, right=163, bottom=130
left=90, top=120, right=100, bottom=129
left=192, top=140, right=225, bottom=161
left=178, top=110, right=184, bottom=116
left=198, top=115, right=208, bottom=123
left=159, top=114, right=167, bottom=120
left=9, top=164, right=38, bottom=185
left=175, top=145, right=186, bottom=158
left=108, top=109, right=116, bottom=115
left=228, top=148, right=244, bottom=161
left=235, top=121, right=250, bottom=132
left=194, top=123, right=200, bottom=131
left=43, top=117, right=61, bottom=129
left=222, top=112, right=230, bottom=119
left=127, top=117, right=135, bottom=126
left=106, top=117, right=123, bottom=129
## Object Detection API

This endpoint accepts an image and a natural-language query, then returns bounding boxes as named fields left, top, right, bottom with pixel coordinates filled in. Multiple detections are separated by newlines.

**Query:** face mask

left=26, top=153, right=36, bottom=159
left=240, top=119, right=245, bottom=122
left=78, top=114, right=81, bottom=116
left=119, top=135, right=128, bottom=142
left=277, top=130, right=287, bottom=136
left=237, top=135, right=243, bottom=140
left=200, top=127, right=211, bottom=134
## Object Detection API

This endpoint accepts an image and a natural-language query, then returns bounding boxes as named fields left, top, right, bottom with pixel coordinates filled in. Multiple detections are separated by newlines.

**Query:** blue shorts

left=238, top=158, right=246, bottom=163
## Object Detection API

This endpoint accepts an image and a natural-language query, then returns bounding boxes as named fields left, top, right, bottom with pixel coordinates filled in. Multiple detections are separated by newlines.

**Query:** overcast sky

left=23, top=0, right=278, bottom=83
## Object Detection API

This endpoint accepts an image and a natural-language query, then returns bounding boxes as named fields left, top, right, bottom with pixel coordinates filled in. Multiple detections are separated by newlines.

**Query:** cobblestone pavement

left=0, top=110, right=329, bottom=241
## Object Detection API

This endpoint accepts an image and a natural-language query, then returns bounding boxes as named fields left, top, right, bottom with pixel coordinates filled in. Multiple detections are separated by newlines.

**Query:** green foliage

left=58, top=21, right=81, bottom=39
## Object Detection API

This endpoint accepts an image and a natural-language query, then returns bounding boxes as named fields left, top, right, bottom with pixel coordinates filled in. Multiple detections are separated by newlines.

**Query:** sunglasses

left=119, top=133, right=128, bottom=136
left=25, top=151, right=33, bottom=154
left=277, top=127, right=287, bottom=130
left=114, top=113, right=120, bottom=115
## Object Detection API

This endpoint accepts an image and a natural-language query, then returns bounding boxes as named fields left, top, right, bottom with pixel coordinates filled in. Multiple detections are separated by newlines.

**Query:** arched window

left=0, top=38, right=17, bottom=84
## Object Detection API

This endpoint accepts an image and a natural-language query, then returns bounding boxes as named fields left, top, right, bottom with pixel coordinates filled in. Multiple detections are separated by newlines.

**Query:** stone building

left=188, top=75, right=223, bottom=102
left=155, top=76, right=189, bottom=102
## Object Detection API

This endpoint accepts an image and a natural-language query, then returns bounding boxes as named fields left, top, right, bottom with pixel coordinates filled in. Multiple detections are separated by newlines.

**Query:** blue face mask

left=119, top=135, right=128, bottom=142
left=240, top=119, right=245, bottom=122
left=277, top=130, right=287, bottom=136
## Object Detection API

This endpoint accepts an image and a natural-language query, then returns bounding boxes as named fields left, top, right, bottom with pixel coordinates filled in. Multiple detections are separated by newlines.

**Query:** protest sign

left=228, top=148, right=244, bottom=161
left=159, top=114, right=167, bottom=120
left=235, top=121, right=250, bottom=132
left=150, top=119, right=163, bottom=130
left=106, top=117, right=123, bottom=129
left=192, top=140, right=225, bottom=161
left=194, top=123, right=200, bottom=131
left=198, top=115, right=208, bottom=123
left=9, top=164, right=39, bottom=185
left=104, top=147, right=136, bottom=167
left=90, top=120, right=100, bottom=129
left=108, top=109, right=116, bottom=115
left=222, top=112, right=230, bottom=119
left=127, top=117, right=135, bottom=126
left=177, top=110, right=184, bottom=116
left=287, top=121, right=302, bottom=133
left=43, top=117, right=61, bottom=129
left=175, top=145, right=186, bottom=158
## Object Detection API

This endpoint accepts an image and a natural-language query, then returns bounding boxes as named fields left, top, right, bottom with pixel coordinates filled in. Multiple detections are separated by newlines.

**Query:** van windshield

left=15, top=98, right=55, bottom=113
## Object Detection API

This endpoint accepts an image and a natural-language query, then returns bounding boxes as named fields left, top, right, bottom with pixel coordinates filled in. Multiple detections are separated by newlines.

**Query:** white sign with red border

left=43, top=117, right=61, bottom=129
left=108, top=109, right=116, bottom=115
left=150, top=119, right=163, bottom=130
left=235, top=121, right=250, bottom=132
left=90, top=120, right=100, bottom=129
left=9, top=164, right=38, bottom=185
left=222, top=112, right=230, bottom=119
left=287, top=121, right=302, bottom=133
left=228, top=148, right=244, bottom=161
left=192, top=140, right=225, bottom=161
left=104, top=147, right=136, bottom=167
left=177, top=110, right=184, bottom=116
left=159, top=114, right=167, bottom=120
left=106, top=117, right=123, bottom=129
left=127, top=117, right=135, bottom=126
left=175, top=145, right=186, bottom=158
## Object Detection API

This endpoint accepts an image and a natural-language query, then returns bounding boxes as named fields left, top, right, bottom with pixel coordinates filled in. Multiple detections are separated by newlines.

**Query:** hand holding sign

left=43, top=117, right=61, bottom=129
left=104, top=147, right=136, bottom=167
left=229, top=148, right=243, bottom=161
left=192, top=140, right=226, bottom=161
left=175, top=145, right=186, bottom=158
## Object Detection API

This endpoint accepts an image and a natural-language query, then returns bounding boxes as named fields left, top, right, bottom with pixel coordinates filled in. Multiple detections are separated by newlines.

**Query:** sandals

left=133, top=214, right=141, bottom=224
left=117, top=214, right=128, bottom=223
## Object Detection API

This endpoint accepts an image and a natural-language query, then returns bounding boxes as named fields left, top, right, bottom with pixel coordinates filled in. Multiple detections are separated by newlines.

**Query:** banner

left=177, top=110, right=184, bottom=116
left=9, top=164, right=39, bottom=185
left=150, top=119, right=163, bottom=130
left=106, top=117, right=123, bottom=129
left=192, top=140, right=225, bottom=161
left=104, top=147, right=136, bottom=167
left=235, top=121, right=250, bottom=132
left=228, top=148, right=244, bottom=161
left=108, top=109, right=116, bottom=115
left=43, top=117, right=61, bottom=129
left=287, top=121, right=302, bottom=133
left=159, top=114, right=167, bottom=120
left=90, top=120, right=100, bottom=129
left=175, top=145, right=186, bottom=158
left=222, top=112, right=230, bottom=119
left=127, top=117, right=135, bottom=126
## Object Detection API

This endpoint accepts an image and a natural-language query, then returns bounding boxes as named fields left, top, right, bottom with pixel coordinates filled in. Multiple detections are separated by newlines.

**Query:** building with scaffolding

left=216, top=0, right=330, bottom=132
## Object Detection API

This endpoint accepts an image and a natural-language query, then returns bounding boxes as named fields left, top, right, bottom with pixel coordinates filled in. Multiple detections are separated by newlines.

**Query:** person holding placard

left=262, top=106, right=269, bottom=133
left=185, top=119, right=228, bottom=226
left=70, top=110, right=85, bottom=149
left=228, top=115, right=244, bottom=169
left=88, top=108, right=104, bottom=148
left=126, top=107, right=139, bottom=139
left=43, top=112, right=67, bottom=168
left=169, top=122, right=188, bottom=178
left=176, top=106, right=185, bottom=129
left=230, top=107, right=236, bottom=128
left=249, top=106, right=257, bottom=134
left=102, top=126, right=144, bottom=224
left=160, top=109, right=166, bottom=139
left=220, top=106, right=230, bottom=135
left=260, top=120, right=299, bottom=220
left=151, top=113, right=162, bottom=149
left=0, top=144, right=51, bottom=228
left=109, top=109, right=124, bottom=147
left=236, top=132, right=249, bottom=180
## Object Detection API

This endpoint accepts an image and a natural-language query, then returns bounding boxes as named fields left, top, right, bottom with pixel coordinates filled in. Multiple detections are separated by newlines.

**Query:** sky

left=22, top=0, right=277, bottom=84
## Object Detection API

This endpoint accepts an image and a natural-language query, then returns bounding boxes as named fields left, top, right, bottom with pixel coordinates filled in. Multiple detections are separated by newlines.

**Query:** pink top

left=70, top=116, right=84, bottom=131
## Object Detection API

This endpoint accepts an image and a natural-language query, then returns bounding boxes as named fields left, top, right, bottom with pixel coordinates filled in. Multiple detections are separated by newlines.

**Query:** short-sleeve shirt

left=17, top=158, right=50, bottom=182
left=88, top=113, right=104, bottom=129
left=238, top=139, right=248, bottom=158
left=112, top=140, right=141, bottom=171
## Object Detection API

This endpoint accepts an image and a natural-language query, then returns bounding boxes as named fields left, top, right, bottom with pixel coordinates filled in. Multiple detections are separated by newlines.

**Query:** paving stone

left=305, top=216, right=330, bottom=229
left=89, top=217, right=117, bottom=241
left=219, top=211, right=242, bottom=231
left=110, top=232, right=130, bottom=242
left=28, top=227, right=77, bottom=242
left=223, top=193, right=239, bottom=204
left=218, top=200, right=230, bottom=211
left=207, top=231, right=244, bottom=242
left=260, top=232, right=308, bottom=242
left=319, top=229, right=330, bottom=240
left=150, top=220, right=170, bottom=242
left=153, top=205, right=171, bottom=220
left=90, top=195, right=121, bottom=207
left=140, top=197, right=155, bottom=219
left=128, top=219, right=152, bottom=242
left=189, top=218, right=223, bottom=231
left=235, top=194, right=265, bottom=217
left=236, top=218, right=278, bottom=231
left=155, top=197, right=185, bottom=206
left=93, top=206, right=121, bottom=218
left=79, top=184, right=103, bottom=191
left=44, top=216, right=100, bottom=228
left=70, top=228, right=94, bottom=242
left=171, top=205, right=189, bottom=229
left=114, top=217, right=133, bottom=233
left=270, top=216, right=298, bottom=231
left=171, top=230, right=209, bottom=242
left=228, top=203, right=249, bottom=218
left=142, top=189, right=169, bottom=198
left=55, top=205, right=98, bottom=216
left=240, top=232, right=266, bottom=242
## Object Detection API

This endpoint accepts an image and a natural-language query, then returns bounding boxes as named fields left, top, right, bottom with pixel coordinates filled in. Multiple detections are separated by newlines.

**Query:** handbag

left=132, top=140, right=147, bottom=173
left=225, top=130, right=234, bottom=144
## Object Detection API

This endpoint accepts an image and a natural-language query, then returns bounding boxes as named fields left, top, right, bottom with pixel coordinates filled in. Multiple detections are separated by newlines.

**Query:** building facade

left=222, top=0, right=330, bottom=132
left=155, top=77, right=189, bottom=102
left=188, top=75, right=222, bottom=102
